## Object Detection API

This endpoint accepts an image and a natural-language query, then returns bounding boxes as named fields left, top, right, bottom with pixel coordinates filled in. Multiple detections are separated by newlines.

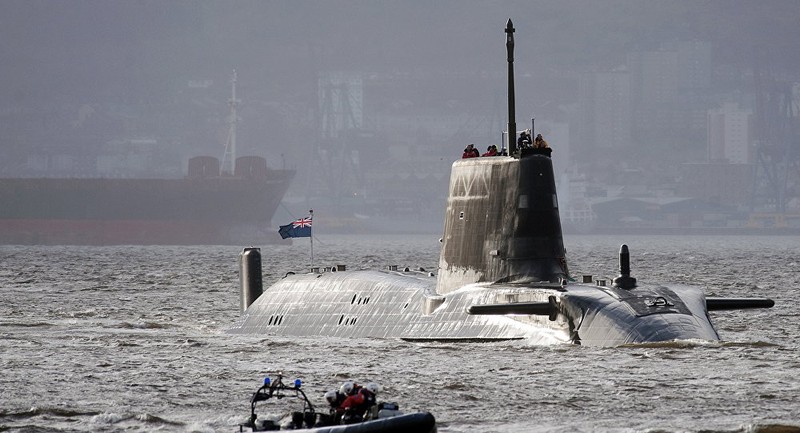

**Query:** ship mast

left=505, top=19, right=516, bottom=155
left=222, top=69, right=238, bottom=175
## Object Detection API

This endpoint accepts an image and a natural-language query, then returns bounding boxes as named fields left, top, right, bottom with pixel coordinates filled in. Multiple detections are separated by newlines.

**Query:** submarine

left=229, top=20, right=774, bottom=347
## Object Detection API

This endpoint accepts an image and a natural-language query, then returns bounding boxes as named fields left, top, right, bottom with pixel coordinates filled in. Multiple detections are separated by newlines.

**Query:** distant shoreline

left=566, top=226, right=800, bottom=236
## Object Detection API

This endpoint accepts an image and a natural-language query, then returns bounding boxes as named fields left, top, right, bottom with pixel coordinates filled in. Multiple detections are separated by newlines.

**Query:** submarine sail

left=437, top=153, right=567, bottom=295
left=228, top=19, right=773, bottom=346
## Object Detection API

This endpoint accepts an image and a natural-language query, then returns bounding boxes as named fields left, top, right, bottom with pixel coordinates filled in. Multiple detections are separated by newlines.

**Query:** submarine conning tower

left=436, top=153, right=568, bottom=294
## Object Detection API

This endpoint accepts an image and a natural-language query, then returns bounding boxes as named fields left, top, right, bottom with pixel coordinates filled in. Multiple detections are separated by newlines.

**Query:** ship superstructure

left=0, top=155, right=294, bottom=245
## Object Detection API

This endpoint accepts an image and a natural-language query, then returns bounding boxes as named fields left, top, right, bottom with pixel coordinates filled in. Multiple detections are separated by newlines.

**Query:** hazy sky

left=2, top=0, right=799, bottom=227
left=2, top=0, right=799, bottom=183
left=3, top=0, right=799, bottom=105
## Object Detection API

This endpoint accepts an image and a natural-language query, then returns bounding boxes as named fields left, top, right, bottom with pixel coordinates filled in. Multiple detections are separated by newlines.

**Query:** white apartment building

left=707, top=102, right=752, bottom=164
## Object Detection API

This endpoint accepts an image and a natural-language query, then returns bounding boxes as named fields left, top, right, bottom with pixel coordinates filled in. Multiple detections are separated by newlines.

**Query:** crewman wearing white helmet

left=316, top=387, right=348, bottom=426
left=365, top=382, right=380, bottom=394
left=340, top=381, right=380, bottom=424
left=339, top=381, right=357, bottom=396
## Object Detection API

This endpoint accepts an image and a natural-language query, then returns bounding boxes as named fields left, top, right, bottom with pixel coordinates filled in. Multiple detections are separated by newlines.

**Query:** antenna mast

left=222, top=69, right=238, bottom=175
left=506, top=19, right=517, bottom=155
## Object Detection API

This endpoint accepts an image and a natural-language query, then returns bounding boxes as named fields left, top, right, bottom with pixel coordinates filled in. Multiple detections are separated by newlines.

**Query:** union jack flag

left=292, top=217, right=312, bottom=228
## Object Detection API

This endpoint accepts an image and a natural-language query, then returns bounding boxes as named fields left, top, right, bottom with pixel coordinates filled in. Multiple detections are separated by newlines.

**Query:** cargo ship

left=0, top=155, right=295, bottom=245
left=1, top=70, right=295, bottom=246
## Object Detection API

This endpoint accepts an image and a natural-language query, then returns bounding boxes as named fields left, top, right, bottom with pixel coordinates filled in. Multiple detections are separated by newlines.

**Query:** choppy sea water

left=1, top=234, right=799, bottom=433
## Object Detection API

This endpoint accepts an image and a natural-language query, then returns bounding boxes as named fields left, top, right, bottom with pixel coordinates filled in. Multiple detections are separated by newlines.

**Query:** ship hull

left=229, top=269, right=571, bottom=343
left=228, top=268, right=720, bottom=346
left=0, top=159, right=294, bottom=245
left=0, top=219, right=283, bottom=245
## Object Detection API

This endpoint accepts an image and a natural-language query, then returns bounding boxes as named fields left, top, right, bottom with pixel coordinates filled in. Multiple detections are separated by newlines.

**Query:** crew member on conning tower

left=462, top=144, right=479, bottom=158
left=517, top=129, right=532, bottom=149
left=533, top=133, right=549, bottom=149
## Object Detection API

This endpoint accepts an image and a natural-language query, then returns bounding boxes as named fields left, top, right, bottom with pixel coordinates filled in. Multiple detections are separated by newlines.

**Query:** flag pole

left=309, top=209, right=314, bottom=267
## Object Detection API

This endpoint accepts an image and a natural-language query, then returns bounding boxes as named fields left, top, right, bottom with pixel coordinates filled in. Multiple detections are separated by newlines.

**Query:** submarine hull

left=229, top=268, right=720, bottom=346
left=229, top=269, right=566, bottom=343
